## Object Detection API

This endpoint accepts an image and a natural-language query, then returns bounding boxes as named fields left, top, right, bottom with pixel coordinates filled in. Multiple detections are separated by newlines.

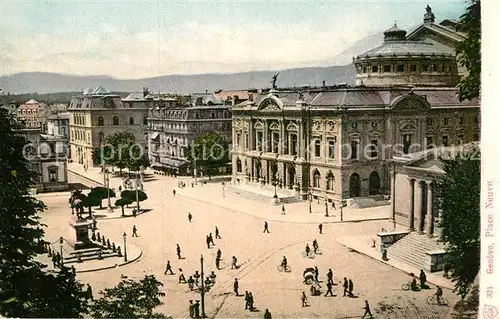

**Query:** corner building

left=231, top=10, right=479, bottom=205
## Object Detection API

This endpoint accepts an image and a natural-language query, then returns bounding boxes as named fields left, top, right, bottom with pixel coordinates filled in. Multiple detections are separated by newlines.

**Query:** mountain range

left=0, top=32, right=384, bottom=94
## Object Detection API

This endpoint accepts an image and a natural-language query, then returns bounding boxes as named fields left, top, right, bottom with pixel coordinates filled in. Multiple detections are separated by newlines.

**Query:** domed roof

left=356, top=41, right=452, bottom=59
left=383, top=23, right=407, bottom=41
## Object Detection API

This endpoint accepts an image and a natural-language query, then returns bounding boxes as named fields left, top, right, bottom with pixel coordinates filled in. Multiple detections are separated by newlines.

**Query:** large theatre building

left=231, top=9, right=480, bottom=207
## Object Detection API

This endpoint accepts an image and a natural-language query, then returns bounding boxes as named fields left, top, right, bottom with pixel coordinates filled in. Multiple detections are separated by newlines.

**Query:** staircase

left=388, top=232, right=446, bottom=272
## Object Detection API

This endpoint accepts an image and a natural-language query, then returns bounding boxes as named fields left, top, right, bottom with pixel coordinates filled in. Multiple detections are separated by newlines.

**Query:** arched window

left=326, top=171, right=335, bottom=191
left=98, top=132, right=105, bottom=144
left=129, top=117, right=134, bottom=125
left=97, top=116, right=104, bottom=126
left=313, top=170, right=321, bottom=188
left=236, top=158, right=242, bottom=172
left=113, top=116, right=119, bottom=125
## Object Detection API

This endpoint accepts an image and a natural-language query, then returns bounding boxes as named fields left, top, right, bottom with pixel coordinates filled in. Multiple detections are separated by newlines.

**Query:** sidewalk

left=336, top=234, right=454, bottom=290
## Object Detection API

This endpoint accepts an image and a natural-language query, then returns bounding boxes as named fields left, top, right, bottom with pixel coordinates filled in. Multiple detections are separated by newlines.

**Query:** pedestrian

left=313, top=239, right=319, bottom=254
left=301, top=291, right=308, bottom=307
left=193, top=300, right=200, bottom=318
left=178, top=268, right=186, bottom=283
left=343, top=277, right=349, bottom=296
left=419, top=269, right=427, bottom=289
left=86, top=284, right=93, bottom=300
left=325, top=280, right=334, bottom=297
left=327, top=269, right=334, bottom=284
left=264, top=308, right=272, bottom=319
left=71, top=265, right=76, bottom=276
left=92, top=217, right=97, bottom=230
left=133, top=208, right=137, bottom=217
left=248, top=292, right=254, bottom=311
left=164, top=260, right=174, bottom=275
left=52, top=253, right=57, bottom=267
left=177, top=244, right=182, bottom=259
left=382, top=248, right=388, bottom=261
left=187, top=276, right=195, bottom=290
left=281, top=205, right=286, bottom=215
left=314, top=266, right=319, bottom=282
left=332, top=201, right=336, bottom=210
left=173, top=189, right=176, bottom=197
left=215, top=256, right=221, bottom=270
left=231, top=256, right=237, bottom=269
left=348, top=279, right=354, bottom=297
left=217, top=249, right=222, bottom=260
left=118, top=185, right=122, bottom=192
left=132, top=225, right=138, bottom=237
left=188, top=213, right=192, bottom=222
left=443, top=263, right=450, bottom=278
left=206, top=235, right=211, bottom=249
left=263, top=221, right=270, bottom=233
left=209, top=233, right=215, bottom=245
left=215, top=226, right=221, bottom=239
left=319, top=223, right=323, bottom=234
left=188, top=300, right=194, bottom=318
left=244, top=291, right=249, bottom=309
left=234, top=278, right=239, bottom=296
left=362, top=300, right=373, bottom=319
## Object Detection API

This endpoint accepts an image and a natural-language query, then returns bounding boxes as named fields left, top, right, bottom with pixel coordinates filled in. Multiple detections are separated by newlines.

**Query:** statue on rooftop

left=271, top=72, right=280, bottom=89
left=424, top=5, right=435, bottom=23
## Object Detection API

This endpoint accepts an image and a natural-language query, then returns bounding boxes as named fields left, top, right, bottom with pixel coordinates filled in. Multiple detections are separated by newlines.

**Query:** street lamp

left=200, top=255, right=206, bottom=318
left=59, top=236, right=64, bottom=268
left=273, top=179, right=278, bottom=198
left=221, top=182, right=225, bottom=198
left=105, top=168, right=113, bottom=213
left=325, top=201, right=329, bottom=217
left=122, top=232, right=128, bottom=261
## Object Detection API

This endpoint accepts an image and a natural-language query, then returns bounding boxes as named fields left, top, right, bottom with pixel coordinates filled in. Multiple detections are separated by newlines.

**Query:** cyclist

left=281, top=256, right=288, bottom=269
left=305, top=244, right=311, bottom=256
left=312, top=240, right=319, bottom=254
left=410, top=278, right=419, bottom=291
left=435, top=285, right=443, bottom=305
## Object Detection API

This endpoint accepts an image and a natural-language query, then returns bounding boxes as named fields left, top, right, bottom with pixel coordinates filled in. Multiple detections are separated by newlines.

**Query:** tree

left=115, top=197, right=134, bottom=217
left=92, top=144, right=114, bottom=166
left=88, top=187, right=116, bottom=209
left=0, top=109, right=88, bottom=317
left=83, top=193, right=102, bottom=218
left=185, top=132, right=229, bottom=180
left=90, top=275, right=168, bottom=318
left=434, top=149, right=480, bottom=306
left=456, top=0, right=481, bottom=101
left=105, top=132, right=136, bottom=176
left=121, top=190, right=148, bottom=211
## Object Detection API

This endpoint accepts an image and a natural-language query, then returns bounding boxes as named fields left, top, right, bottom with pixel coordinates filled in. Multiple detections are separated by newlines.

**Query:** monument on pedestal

left=68, top=215, right=93, bottom=249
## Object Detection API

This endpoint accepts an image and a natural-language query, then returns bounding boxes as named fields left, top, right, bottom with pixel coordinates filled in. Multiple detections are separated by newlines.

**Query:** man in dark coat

left=86, top=284, right=93, bottom=300
left=193, top=300, right=200, bottom=318
left=248, top=292, right=254, bottom=311
left=348, top=279, right=354, bottom=297
left=419, top=269, right=427, bottom=288
left=343, top=277, right=349, bottom=296
left=263, top=221, right=270, bottom=233
left=319, top=223, right=323, bottom=234
left=215, top=226, right=221, bottom=239
left=177, top=244, right=182, bottom=259
left=264, top=308, right=272, bottom=319
left=325, top=280, right=334, bottom=297
left=164, top=260, right=174, bottom=275
left=188, top=300, right=194, bottom=318
left=314, top=266, right=319, bottom=282
left=234, top=278, right=239, bottom=296
left=327, top=269, right=334, bottom=284
left=244, top=291, right=249, bottom=309
left=362, top=300, right=373, bottom=318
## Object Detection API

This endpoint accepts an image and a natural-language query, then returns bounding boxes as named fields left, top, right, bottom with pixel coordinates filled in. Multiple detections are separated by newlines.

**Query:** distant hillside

left=0, top=65, right=356, bottom=95
left=0, top=91, right=130, bottom=105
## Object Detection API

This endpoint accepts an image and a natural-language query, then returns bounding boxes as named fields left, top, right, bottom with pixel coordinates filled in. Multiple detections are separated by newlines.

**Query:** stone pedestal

left=69, top=217, right=93, bottom=249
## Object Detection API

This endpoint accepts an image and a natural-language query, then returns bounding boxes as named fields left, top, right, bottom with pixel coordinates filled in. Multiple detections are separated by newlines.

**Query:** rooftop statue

left=424, top=5, right=435, bottom=23
left=271, top=72, right=280, bottom=89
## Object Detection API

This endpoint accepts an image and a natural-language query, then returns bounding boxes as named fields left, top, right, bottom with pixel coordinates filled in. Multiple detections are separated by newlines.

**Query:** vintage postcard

left=0, top=1, right=496, bottom=318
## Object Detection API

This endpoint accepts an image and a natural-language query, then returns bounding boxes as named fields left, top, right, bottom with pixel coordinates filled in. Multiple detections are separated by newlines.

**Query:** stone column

left=426, top=181, right=434, bottom=237
left=434, top=208, right=444, bottom=239
left=391, top=168, right=396, bottom=220
left=416, top=181, right=425, bottom=234
left=263, top=120, right=268, bottom=152
left=408, top=178, right=415, bottom=230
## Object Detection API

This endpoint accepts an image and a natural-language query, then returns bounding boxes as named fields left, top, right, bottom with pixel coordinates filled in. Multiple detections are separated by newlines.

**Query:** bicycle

left=313, top=248, right=322, bottom=255
left=302, top=251, right=315, bottom=258
left=427, top=295, right=449, bottom=306
left=402, top=282, right=420, bottom=291
left=277, top=264, right=292, bottom=272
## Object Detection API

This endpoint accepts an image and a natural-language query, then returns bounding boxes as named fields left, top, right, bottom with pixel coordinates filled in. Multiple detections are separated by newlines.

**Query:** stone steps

left=388, top=232, right=445, bottom=272
left=227, top=185, right=300, bottom=204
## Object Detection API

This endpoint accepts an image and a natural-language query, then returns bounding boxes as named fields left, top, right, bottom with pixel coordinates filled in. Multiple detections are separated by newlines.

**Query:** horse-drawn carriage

left=303, top=267, right=321, bottom=296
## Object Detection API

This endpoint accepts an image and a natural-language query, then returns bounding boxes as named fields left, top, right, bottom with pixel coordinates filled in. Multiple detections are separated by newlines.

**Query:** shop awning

left=159, top=158, right=187, bottom=168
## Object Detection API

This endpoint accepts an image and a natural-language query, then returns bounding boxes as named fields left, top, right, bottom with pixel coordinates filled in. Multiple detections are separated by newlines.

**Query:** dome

left=357, top=41, right=452, bottom=59
left=383, top=23, right=407, bottom=41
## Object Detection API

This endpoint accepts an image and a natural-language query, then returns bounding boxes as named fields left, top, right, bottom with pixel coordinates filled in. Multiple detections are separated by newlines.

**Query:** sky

left=0, top=0, right=468, bottom=79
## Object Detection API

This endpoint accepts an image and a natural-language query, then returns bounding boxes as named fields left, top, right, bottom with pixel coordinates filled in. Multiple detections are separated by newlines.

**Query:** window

left=48, top=167, right=58, bottom=182
left=426, top=118, right=433, bottom=126
left=372, top=65, right=378, bottom=73
left=257, top=132, right=263, bottom=151
left=129, top=117, right=134, bottom=125
left=97, top=116, right=104, bottom=126
left=443, top=135, right=449, bottom=147
left=290, top=134, right=297, bottom=155
left=113, top=116, right=119, bottom=125
left=272, top=133, right=279, bottom=153
left=236, top=133, right=241, bottom=148
left=143, top=116, right=148, bottom=125
left=362, top=66, right=367, bottom=73
left=351, top=140, right=359, bottom=160
left=397, top=64, right=405, bottom=72
left=426, top=136, right=434, bottom=149
left=458, top=116, right=464, bottom=125
left=410, top=64, right=417, bottom=72
left=98, top=132, right=105, bottom=144
left=422, top=64, right=429, bottom=72
left=326, top=172, right=335, bottom=191
left=328, top=140, right=335, bottom=159
left=432, top=64, right=438, bottom=72
left=458, top=135, right=464, bottom=145
left=403, top=134, right=412, bottom=154
left=383, top=65, right=391, bottom=73
left=314, top=140, right=321, bottom=157
left=313, top=170, right=321, bottom=188
left=369, top=139, right=378, bottom=159
left=443, top=117, right=449, bottom=126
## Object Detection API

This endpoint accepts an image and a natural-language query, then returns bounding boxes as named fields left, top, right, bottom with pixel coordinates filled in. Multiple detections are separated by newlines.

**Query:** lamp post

left=59, top=236, right=64, bottom=268
left=200, top=254, right=206, bottom=318
left=135, top=171, right=140, bottom=213
left=340, top=196, right=344, bottom=222
left=123, top=232, right=128, bottom=261
left=325, top=200, right=329, bottom=217
left=308, top=185, right=312, bottom=214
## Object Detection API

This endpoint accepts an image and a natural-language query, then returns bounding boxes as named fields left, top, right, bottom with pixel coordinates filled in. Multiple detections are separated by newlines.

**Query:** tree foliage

left=88, top=187, right=116, bottom=209
left=0, top=108, right=88, bottom=317
left=115, top=197, right=134, bottom=216
left=92, top=144, right=114, bottom=166
left=456, top=0, right=481, bottom=101
left=105, top=132, right=136, bottom=174
left=90, top=275, right=167, bottom=318
left=185, top=132, right=229, bottom=179
left=435, top=149, right=480, bottom=299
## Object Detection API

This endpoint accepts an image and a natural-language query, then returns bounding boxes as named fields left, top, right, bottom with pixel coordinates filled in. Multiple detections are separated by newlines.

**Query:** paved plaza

left=35, top=163, right=458, bottom=318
